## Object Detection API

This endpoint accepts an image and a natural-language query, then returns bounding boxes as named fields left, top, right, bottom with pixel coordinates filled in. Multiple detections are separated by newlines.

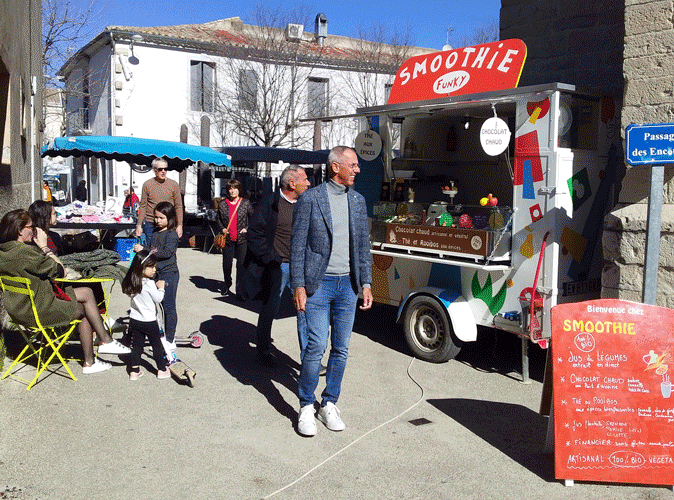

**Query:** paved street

left=1, top=247, right=672, bottom=499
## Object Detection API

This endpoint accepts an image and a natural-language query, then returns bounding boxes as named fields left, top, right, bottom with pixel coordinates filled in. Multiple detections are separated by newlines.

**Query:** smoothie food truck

left=350, top=39, right=620, bottom=378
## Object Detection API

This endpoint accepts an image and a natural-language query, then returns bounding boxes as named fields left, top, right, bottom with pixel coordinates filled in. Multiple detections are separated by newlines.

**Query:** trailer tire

left=403, top=296, right=462, bottom=362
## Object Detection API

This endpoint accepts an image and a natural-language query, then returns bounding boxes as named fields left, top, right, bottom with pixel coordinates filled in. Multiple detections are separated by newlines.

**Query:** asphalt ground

left=1, top=246, right=673, bottom=499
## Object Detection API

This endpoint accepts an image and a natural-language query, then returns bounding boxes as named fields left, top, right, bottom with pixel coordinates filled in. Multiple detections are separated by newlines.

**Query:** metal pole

left=521, top=337, right=531, bottom=384
left=642, top=164, right=664, bottom=305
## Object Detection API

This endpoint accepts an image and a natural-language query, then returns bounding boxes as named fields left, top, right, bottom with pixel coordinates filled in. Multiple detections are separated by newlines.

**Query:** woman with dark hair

left=216, top=179, right=253, bottom=299
left=28, top=200, right=63, bottom=255
left=0, top=209, right=131, bottom=374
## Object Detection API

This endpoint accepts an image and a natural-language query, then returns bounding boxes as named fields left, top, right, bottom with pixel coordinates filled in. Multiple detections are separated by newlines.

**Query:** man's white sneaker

left=317, top=402, right=345, bottom=431
left=97, top=339, right=132, bottom=355
left=82, top=358, right=112, bottom=374
left=298, top=405, right=317, bottom=436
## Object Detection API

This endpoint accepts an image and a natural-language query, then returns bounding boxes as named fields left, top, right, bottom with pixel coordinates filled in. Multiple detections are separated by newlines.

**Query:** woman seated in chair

left=28, top=200, right=63, bottom=256
left=0, top=209, right=131, bottom=374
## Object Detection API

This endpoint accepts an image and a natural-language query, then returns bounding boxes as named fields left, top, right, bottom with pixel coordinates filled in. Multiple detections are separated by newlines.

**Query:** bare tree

left=205, top=5, right=325, bottom=153
left=42, top=0, right=104, bottom=144
left=314, top=24, right=415, bottom=156
left=42, top=0, right=99, bottom=80
left=452, top=18, right=500, bottom=49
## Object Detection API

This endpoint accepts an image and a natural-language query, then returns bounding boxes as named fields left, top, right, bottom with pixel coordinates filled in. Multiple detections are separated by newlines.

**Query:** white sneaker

left=298, top=405, right=317, bottom=436
left=317, top=402, right=345, bottom=431
left=82, top=358, right=112, bottom=374
left=98, top=339, right=132, bottom=355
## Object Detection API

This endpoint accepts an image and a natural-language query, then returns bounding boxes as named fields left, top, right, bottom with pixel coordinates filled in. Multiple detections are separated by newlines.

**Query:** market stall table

left=54, top=221, right=136, bottom=251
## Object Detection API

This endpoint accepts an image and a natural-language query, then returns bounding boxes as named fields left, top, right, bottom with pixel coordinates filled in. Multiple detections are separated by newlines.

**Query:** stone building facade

left=605, top=0, right=674, bottom=307
left=0, top=0, right=43, bottom=214
left=501, top=0, right=674, bottom=307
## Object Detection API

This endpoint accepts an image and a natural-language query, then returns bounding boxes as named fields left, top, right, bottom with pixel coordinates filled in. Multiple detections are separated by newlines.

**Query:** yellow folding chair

left=0, top=275, right=81, bottom=390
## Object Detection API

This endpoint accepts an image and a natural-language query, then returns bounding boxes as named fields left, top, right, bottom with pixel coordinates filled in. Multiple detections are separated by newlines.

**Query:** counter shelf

left=370, top=202, right=513, bottom=269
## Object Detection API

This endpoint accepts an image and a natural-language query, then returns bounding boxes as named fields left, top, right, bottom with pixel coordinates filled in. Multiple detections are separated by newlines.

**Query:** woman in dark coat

left=216, top=179, right=253, bottom=299
left=0, top=209, right=130, bottom=374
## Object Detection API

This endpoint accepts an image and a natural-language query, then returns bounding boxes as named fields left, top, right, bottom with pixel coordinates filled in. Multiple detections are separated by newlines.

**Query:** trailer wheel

left=403, top=296, right=462, bottom=362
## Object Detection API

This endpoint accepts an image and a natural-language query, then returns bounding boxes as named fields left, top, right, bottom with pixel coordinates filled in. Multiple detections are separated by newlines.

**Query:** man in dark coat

left=246, top=165, right=310, bottom=367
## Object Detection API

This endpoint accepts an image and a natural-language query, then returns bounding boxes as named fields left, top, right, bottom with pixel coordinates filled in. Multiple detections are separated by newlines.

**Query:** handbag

left=50, top=279, right=71, bottom=301
left=214, top=198, right=241, bottom=249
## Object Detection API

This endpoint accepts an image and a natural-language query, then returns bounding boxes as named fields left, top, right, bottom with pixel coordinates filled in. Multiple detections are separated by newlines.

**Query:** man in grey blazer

left=291, top=145, right=373, bottom=437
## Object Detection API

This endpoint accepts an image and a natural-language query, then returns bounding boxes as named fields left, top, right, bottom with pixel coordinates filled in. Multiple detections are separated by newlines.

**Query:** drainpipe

left=29, top=0, right=36, bottom=202
left=109, top=33, right=118, bottom=197
left=30, top=76, right=37, bottom=203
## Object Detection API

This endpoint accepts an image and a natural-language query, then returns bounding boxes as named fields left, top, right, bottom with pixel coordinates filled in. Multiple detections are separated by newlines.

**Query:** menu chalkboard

left=552, top=299, right=674, bottom=486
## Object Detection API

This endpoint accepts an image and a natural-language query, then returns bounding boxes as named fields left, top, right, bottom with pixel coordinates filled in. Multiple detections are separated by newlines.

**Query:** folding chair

left=0, top=276, right=81, bottom=390
left=56, top=277, right=113, bottom=329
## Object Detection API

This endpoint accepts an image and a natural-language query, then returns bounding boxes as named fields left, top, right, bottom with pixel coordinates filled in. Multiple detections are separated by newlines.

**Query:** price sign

left=552, top=300, right=674, bottom=486
left=355, top=129, right=382, bottom=162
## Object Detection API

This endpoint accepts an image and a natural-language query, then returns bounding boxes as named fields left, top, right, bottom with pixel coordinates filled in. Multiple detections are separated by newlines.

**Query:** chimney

left=315, top=13, right=327, bottom=46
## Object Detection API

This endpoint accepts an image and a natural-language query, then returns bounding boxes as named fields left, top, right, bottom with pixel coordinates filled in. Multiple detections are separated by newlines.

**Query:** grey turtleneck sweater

left=325, top=179, right=350, bottom=276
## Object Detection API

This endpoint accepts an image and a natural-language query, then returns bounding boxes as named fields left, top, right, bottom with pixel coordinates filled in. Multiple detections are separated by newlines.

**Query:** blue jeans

left=255, top=262, right=307, bottom=356
left=298, top=275, right=357, bottom=408
left=159, top=270, right=179, bottom=343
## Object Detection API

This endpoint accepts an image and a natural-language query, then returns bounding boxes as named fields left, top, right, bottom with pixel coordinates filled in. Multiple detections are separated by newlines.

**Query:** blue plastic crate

left=114, top=238, right=136, bottom=262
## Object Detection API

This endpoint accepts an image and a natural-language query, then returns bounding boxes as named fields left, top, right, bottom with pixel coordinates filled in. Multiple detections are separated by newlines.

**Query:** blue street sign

left=626, top=123, right=674, bottom=166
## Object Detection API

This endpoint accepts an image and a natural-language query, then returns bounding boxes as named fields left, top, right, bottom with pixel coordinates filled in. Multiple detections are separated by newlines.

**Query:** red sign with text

left=552, top=300, right=674, bottom=486
left=386, top=39, right=527, bottom=105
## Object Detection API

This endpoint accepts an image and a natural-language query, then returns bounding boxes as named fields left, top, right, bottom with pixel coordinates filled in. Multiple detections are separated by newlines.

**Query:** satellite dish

left=558, top=100, right=572, bottom=136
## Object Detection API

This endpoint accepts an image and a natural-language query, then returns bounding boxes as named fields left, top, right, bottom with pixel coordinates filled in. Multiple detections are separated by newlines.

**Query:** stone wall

left=0, top=0, right=43, bottom=215
left=500, top=0, right=625, bottom=95
left=602, top=0, right=674, bottom=306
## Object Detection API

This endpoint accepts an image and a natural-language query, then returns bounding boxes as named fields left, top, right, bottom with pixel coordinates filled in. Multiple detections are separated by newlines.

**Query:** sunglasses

left=155, top=167, right=168, bottom=172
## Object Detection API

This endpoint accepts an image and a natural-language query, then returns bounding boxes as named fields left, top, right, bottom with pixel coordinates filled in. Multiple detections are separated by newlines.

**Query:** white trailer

left=350, top=42, right=621, bottom=380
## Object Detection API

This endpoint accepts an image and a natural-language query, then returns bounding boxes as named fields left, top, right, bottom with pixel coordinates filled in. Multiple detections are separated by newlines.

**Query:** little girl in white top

left=122, top=248, right=169, bottom=381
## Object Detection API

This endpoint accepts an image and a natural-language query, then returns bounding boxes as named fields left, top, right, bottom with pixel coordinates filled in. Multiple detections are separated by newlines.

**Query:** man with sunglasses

left=135, top=158, right=184, bottom=242
left=291, top=146, right=373, bottom=436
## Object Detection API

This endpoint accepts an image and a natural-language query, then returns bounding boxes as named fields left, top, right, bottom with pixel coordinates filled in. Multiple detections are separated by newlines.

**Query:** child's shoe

left=157, top=367, right=171, bottom=379
left=129, top=369, right=143, bottom=381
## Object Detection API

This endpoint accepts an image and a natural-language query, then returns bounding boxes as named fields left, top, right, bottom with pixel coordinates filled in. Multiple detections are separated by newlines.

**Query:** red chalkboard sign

left=552, top=299, right=674, bottom=486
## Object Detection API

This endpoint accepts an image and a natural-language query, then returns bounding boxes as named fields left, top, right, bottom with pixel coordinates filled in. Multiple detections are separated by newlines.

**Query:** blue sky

left=79, top=0, right=501, bottom=51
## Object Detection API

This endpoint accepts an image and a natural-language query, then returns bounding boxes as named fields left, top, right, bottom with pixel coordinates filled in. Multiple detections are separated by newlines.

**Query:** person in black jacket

left=246, top=165, right=310, bottom=367
left=75, top=180, right=87, bottom=202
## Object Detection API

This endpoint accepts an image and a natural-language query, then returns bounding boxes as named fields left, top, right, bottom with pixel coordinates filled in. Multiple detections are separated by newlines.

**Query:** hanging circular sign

left=480, top=117, right=511, bottom=156
left=355, top=129, right=382, bottom=161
